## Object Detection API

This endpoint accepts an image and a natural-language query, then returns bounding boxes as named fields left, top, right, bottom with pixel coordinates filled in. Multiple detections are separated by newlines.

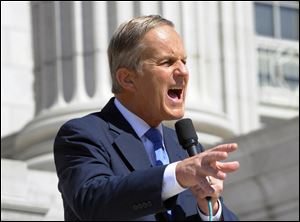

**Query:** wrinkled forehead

left=140, top=25, right=186, bottom=59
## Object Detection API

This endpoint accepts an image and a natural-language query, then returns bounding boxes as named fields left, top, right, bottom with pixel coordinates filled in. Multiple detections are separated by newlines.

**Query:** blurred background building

left=1, top=1, right=299, bottom=220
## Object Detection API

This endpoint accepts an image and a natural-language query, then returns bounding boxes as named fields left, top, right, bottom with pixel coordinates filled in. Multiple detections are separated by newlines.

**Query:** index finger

left=209, top=143, right=238, bottom=153
left=201, top=151, right=228, bottom=165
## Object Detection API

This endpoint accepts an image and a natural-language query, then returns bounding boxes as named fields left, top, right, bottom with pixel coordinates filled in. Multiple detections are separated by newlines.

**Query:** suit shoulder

left=163, top=125, right=177, bottom=136
left=56, top=112, right=108, bottom=136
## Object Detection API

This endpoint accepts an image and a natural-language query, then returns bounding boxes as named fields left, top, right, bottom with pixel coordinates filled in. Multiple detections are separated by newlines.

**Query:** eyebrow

left=158, top=55, right=187, bottom=61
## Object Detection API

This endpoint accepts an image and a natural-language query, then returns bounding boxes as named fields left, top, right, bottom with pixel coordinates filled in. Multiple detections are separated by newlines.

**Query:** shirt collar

left=114, top=98, right=163, bottom=139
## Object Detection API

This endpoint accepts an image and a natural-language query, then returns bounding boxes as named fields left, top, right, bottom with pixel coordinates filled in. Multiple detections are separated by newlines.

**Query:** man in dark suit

left=54, top=15, right=240, bottom=221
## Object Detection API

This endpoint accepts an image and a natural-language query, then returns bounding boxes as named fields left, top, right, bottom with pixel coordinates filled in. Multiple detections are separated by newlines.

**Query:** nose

left=173, top=60, right=189, bottom=78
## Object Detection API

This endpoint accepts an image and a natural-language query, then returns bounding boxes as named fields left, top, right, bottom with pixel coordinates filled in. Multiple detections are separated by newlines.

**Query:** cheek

left=138, top=69, right=169, bottom=97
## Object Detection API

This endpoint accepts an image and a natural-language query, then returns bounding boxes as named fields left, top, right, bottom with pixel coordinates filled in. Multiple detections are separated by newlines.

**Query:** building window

left=255, top=1, right=299, bottom=41
left=255, top=3, right=274, bottom=37
left=280, top=6, right=299, bottom=40
left=255, top=1, right=299, bottom=110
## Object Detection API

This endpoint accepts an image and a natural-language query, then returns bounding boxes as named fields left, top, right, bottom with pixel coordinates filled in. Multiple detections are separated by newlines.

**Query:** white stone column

left=219, top=1, right=259, bottom=134
left=198, top=1, right=224, bottom=113
left=35, top=2, right=57, bottom=113
left=13, top=2, right=113, bottom=170
left=1, top=1, right=35, bottom=137
left=218, top=1, right=240, bottom=135
left=70, top=1, right=89, bottom=103
left=116, top=1, right=134, bottom=25
left=234, top=1, right=259, bottom=133
left=178, top=1, right=237, bottom=145
left=161, top=1, right=182, bottom=35
left=52, top=1, right=66, bottom=108
left=139, top=1, right=161, bottom=15
left=92, top=1, right=113, bottom=103
left=181, top=1, right=202, bottom=106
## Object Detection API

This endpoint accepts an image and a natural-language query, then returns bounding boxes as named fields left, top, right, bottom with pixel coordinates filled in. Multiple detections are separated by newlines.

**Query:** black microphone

left=175, top=118, right=204, bottom=157
left=175, top=118, right=212, bottom=202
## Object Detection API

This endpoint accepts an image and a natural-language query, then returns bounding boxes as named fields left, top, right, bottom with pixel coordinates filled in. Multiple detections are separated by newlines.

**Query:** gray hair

left=107, top=15, right=174, bottom=94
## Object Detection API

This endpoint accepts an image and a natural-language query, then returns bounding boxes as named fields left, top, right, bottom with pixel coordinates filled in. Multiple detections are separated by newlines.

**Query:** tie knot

left=144, top=128, right=163, bottom=147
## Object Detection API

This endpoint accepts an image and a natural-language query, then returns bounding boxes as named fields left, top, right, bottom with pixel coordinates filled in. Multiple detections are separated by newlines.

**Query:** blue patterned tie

left=144, top=128, right=169, bottom=166
left=145, top=128, right=172, bottom=220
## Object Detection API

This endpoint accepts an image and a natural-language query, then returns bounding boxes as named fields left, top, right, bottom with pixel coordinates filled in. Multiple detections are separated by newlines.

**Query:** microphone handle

left=186, top=143, right=204, bottom=157
left=186, top=143, right=212, bottom=202
left=187, top=145, right=198, bottom=156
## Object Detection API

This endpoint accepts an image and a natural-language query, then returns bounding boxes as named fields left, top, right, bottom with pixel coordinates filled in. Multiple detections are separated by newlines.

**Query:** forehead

left=140, top=25, right=186, bottom=58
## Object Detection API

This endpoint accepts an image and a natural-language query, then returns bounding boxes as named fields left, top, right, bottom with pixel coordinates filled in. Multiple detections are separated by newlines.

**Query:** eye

left=160, top=60, right=173, bottom=67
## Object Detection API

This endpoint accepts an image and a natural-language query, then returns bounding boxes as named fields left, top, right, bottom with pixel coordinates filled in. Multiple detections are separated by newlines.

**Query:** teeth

left=170, top=87, right=182, bottom=90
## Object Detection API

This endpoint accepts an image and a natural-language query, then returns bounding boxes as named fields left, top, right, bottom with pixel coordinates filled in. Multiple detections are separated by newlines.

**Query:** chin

left=163, top=101, right=185, bottom=120
left=165, top=109, right=185, bottom=120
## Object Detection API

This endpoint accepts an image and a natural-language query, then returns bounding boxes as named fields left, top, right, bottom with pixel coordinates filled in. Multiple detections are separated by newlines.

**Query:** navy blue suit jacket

left=54, top=97, right=239, bottom=221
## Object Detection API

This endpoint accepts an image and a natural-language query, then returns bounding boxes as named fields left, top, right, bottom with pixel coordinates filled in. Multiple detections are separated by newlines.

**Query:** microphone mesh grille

left=175, top=118, right=198, bottom=146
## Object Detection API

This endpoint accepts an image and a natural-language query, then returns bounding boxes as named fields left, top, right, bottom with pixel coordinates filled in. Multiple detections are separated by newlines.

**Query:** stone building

left=1, top=1, right=299, bottom=220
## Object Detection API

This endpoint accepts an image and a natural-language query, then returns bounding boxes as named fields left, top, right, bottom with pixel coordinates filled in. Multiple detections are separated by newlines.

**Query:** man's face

left=132, top=25, right=189, bottom=126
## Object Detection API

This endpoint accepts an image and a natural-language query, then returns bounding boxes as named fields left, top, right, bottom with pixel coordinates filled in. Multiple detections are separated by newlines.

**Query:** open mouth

left=167, top=87, right=183, bottom=100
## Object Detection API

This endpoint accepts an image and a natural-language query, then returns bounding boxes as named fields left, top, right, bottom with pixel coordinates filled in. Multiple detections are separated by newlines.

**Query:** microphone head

left=175, top=118, right=198, bottom=149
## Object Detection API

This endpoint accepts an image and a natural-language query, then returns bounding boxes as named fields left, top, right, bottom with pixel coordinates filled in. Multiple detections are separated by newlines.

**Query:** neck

left=115, top=94, right=161, bottom=127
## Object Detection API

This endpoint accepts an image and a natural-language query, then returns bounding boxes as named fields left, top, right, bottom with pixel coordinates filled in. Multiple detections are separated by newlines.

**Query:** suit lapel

left=114, top=131, right=152, bottom=170
left=99, top=98, right=152, bottom=170
left=163, top=126, right=187, bottom=163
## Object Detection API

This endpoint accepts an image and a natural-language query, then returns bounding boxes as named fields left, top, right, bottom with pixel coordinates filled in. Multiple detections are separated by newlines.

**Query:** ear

left=116, top=68, right=136, bottom=92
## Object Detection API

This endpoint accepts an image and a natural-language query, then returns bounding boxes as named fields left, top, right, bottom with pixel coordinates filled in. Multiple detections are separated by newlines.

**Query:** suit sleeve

left=220, top=197, right=239, bottom=221
left=53, top=119, right=171, bottom=220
